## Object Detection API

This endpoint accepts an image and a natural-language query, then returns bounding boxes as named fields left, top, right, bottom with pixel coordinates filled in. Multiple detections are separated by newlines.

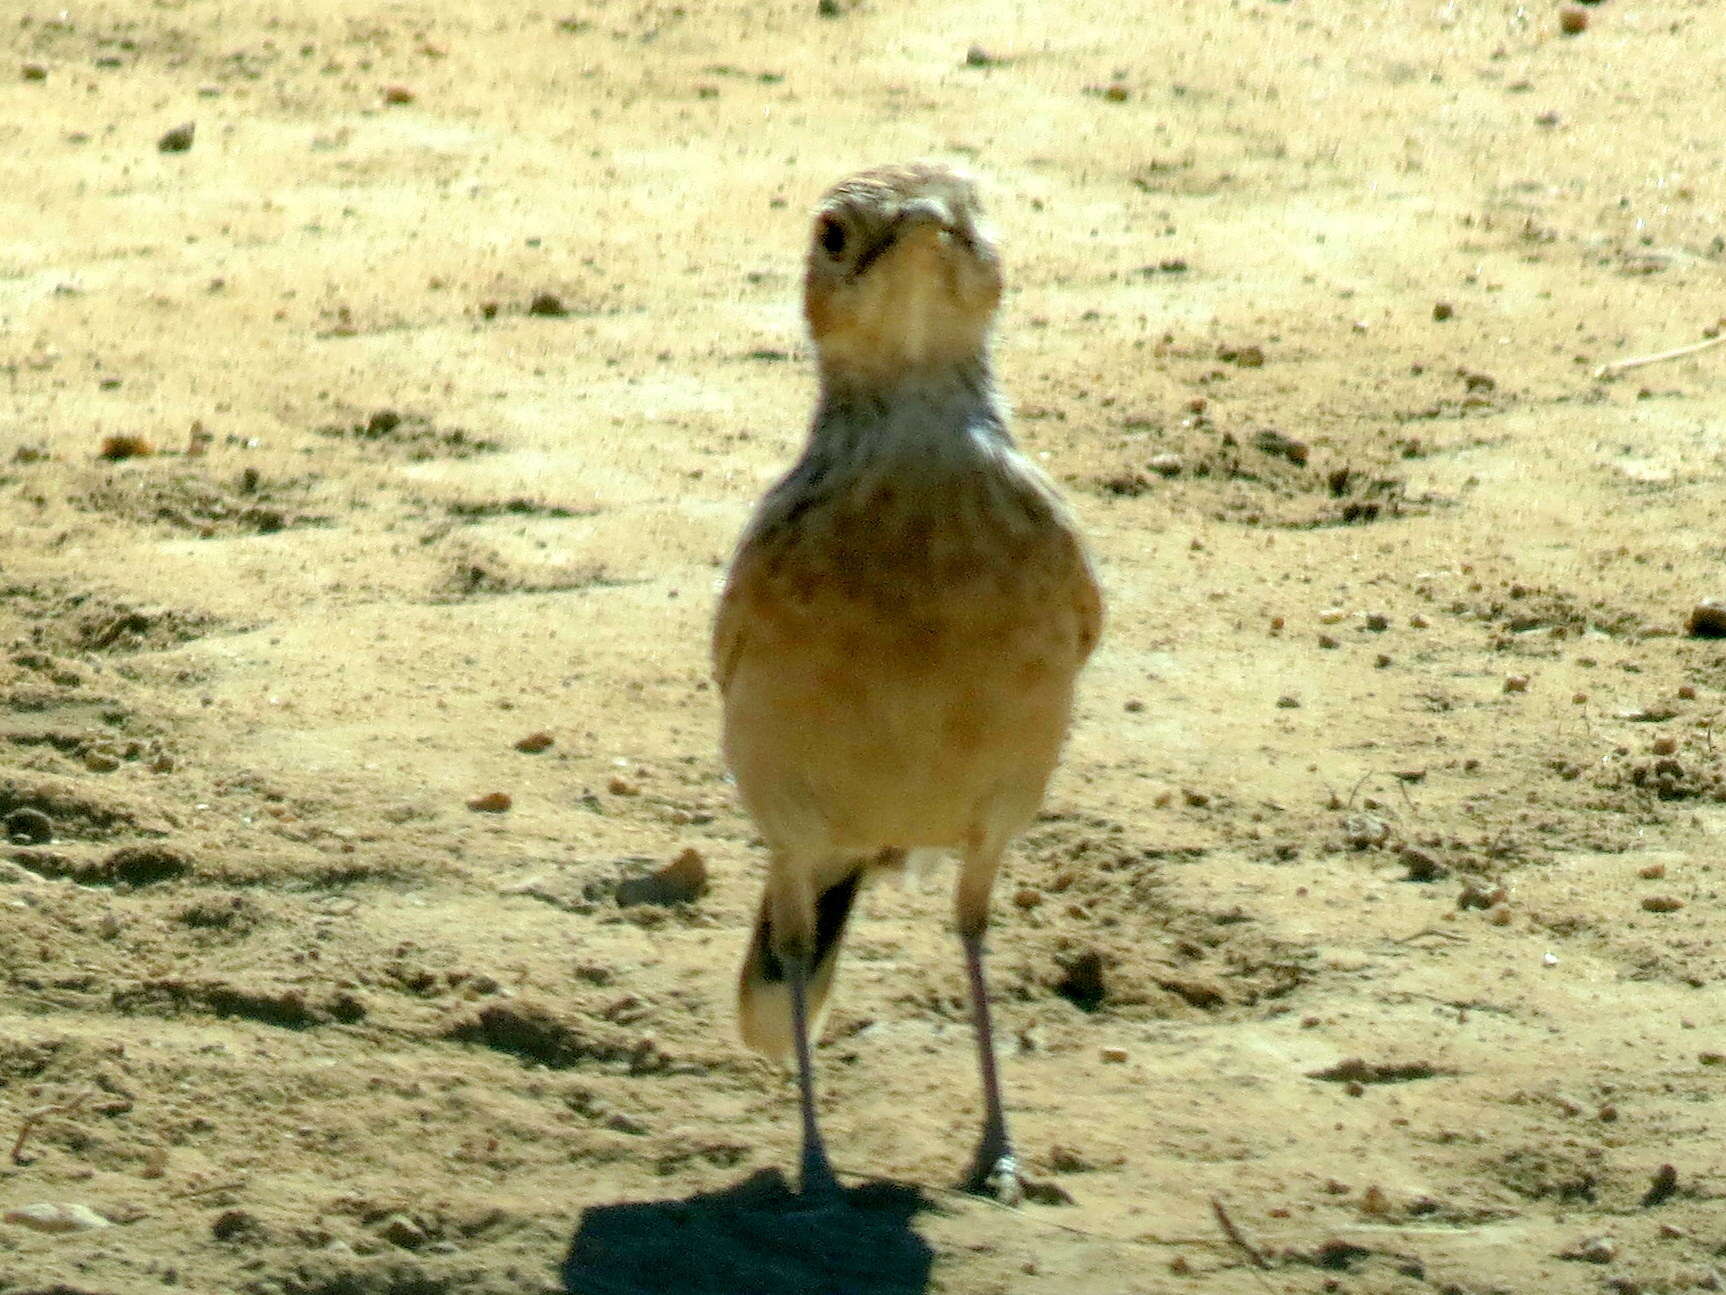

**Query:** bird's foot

left=961, top=1151, right=1024, bottom=1207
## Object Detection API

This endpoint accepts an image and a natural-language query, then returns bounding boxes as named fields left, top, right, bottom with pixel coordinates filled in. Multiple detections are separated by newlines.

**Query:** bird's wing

left=1072, top=543, right=1105, bottom=665
left=711, top=559, right=752, bottom=695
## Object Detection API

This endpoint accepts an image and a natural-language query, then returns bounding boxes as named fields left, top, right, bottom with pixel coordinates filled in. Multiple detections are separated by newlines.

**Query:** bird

left=712, top=162, right=1103, bottom=1203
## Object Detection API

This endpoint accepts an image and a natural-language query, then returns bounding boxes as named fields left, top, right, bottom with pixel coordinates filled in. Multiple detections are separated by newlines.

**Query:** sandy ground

left=4, top=1, right=1726, bottom=1292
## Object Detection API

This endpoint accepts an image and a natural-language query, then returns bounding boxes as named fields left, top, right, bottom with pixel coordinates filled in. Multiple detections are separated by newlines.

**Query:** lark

left=713, top=162, right=1103, bottom=1203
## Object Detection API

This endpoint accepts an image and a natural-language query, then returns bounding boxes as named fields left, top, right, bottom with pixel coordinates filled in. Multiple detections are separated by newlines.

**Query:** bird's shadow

left=561, top=1169, right=934, bottom=1295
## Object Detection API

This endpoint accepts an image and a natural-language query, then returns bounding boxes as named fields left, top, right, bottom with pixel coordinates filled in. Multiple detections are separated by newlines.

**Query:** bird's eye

left=816, top=215, right=848, bottom=259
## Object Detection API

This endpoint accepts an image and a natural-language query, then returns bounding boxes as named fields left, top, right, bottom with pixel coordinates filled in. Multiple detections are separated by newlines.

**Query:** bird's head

left=803, top=163, right=1002, bottom=391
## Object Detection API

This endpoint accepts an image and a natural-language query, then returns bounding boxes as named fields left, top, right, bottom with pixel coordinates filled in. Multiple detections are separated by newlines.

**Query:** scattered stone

left=1640, top=1163, right=1679, bottom=1208
left=1399, top=847, right=1447, bottom=882
left=1409, top=613, right=1430, bottom=629
left=1653, top=738, right=1680, bottom=759
left=1123, top=698, right=1144, bottom=713
left=1317, top=633, right=1339, bottom=649
left=1147, top=452, right=1183, bottom=477
left=4, top=1203, right=111, bottom=1233
left=1486, top=905, right=1513, bottom=926
left=1318, top=608, right=1346, bottom=624
left=607, top=775, right=640, bottom=796
left=1432, top=301, right=1454, bottom=321
left=1699, top=1051, right=1725, bottom=1066
left=1677, top=683, right=1698, bottom=700
left=1341, top=813, right=1390, bottom=849
left=1012, top=885, right=1042, bottom=909
left=1099, top=84, right=1129, bottom=103
left=99, top=434, right=154, bottom=460
left=527, top=292, right=568, bottom=317
left=84, top=750, right=121, bottom=773
left=157, top=122, right=196, bottom=153
left=1363, top=612, right=1390, bottom=632
left=467, top=792, right=512, bottom=813
left=1686, top=599, right=1726, bottom=638
left=1559, top=7, right=1589, bottom=35
left=1099, top=1045, right=1129, bottom=1064
left=381, top=85, right=415, bottom=105
left=211, top=1208, right=265, bottom=1242
left=1021, top=1177, right=1076, bottom=1206
left=615, top=848, right=708, bottom=906
left=1561, top=1235, right=1616, bottom=1264
left=1503, top=673, right=1530, bottom=693
left=4, top=807, right=53, bottom=844
left=96, top=845, right=195, bottom=885
left=1252, top=427, right=1309, bottom=466
left=22, top=63, right=48, bottom=81
left=1458, top=881, right=1508, bottom=910
left=514, top=731, right=555, bottom=754
left=1641, top=895, right=1684, bottom=913
left=377, top=1213, right=427, bottom=1248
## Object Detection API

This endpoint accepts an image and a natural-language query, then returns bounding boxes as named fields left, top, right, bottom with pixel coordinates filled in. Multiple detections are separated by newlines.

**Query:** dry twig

left=10, top=1093, right=91, bottom=1164
left=1595, top=332, right=1726, bottom=379
left=1211, top=1197, right=1280, bottom=1292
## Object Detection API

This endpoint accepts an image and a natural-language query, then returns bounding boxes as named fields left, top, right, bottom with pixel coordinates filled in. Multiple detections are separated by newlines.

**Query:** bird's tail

left=737, top=864, right=865, bottom=1063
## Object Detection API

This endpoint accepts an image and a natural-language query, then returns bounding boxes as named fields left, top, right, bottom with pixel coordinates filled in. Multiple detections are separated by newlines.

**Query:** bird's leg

left=955, top=842, right=1022, bottom=1204
left=766, top=857, right=844, bottom=1202
left=958, top=929, right=1021, bottom=1203
left=786, top=947, right=843, bottom=1201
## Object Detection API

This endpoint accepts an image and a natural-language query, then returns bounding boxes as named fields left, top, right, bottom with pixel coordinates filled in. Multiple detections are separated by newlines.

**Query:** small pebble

left=1651, top=736, right=1678, bottom=756
left=1432, top=301, right=1454, bottom=321
left=467, top=792, right=512, bottom=813
left=607, top=775, right=640, bottom=796
left=514, top=731, right=555, bottom=753
left=4, top=1203, right=111, bottom=1233
left=4, top=808, right=53, bottom=845
left=1559, top=7, right=1589, bottom=34
left=381, top=85, right=415, bottom=104
left=1318, top=608, right=1347, bottom=625
left=377, top=1213, right=427, bottom=1248
left=1317, top=634, right=1339, bottom=650
left=1566, top=1235, right=1615, bottom=1264
left=22, top=63, right=48, bottom=81
left=1147, top=452, right=1183, bottom=477
left=1677, top=684, right=1697, bottom=700
left=1123, top=698, right=1144, bottom=713
left=1686, top=599, right=1726, bottom=638
left=1099, top=1046, right=1129, bottom=1064
left=1409, top=613, right=1430, bottom=629
left=157, top=122, right=195, bottom=153
left=528, top=292, right=568, bottom=317
left=99, top=434, right=154, bottom=460
left=1363, top=612, right=1389, bottom=631
left=1503, top=673, right=1529, bottom=693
